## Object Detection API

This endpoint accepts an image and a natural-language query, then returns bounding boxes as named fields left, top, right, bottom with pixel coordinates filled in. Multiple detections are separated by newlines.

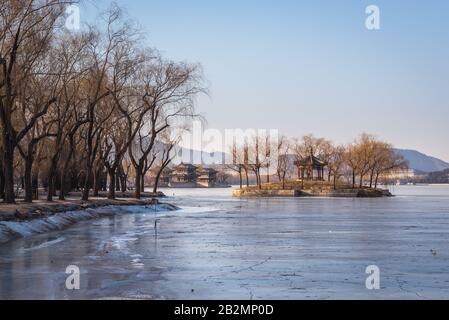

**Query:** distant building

left=387, top=169, right=417, bottom=179
left=169, top=163, right=198, bottom=187
left=196, top=166, right=218, bottom=188
left=168, top=163, right=220, bottom=188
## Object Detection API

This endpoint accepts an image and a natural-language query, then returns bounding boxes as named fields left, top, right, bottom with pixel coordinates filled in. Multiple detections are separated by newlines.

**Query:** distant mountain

left=168, top=144, right=449, bottom=174
left=171, top=145, right=227, bottom=166
left=394, top=149, right=449, bottom=173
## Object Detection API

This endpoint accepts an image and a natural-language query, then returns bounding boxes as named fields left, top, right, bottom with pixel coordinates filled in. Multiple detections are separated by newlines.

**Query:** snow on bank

left=0, top=203, right=178, bottom=245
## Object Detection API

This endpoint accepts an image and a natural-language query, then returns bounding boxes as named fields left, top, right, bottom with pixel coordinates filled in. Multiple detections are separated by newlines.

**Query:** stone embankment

left=233, top=184, right=392, bottom=198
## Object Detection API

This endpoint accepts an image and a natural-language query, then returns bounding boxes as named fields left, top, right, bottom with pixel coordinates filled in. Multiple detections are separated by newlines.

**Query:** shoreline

left=232, top=181, right=393, bottom=198
left=0, top=196, right=179, bottom=245
left=0, top=191, right=165, bottom=222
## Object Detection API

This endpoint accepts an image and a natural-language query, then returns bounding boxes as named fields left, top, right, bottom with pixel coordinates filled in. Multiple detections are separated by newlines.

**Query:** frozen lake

left=1, top=185, right=449, bottom=299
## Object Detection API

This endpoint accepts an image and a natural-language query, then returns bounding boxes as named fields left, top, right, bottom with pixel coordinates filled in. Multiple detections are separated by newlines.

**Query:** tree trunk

left=59, top=155, right=73, bottom=201
left=47, top=156, right=59, bottom=202
left=47, top=173, right=55, bottom=202
left=369, top=168, right=375, bottom=188
left=116, top=173, right=121, bottom=192
left=352, top=170, right=356, bottom=188
left=2, top=146, right=15, bottom=203
left=92, top=168, right=100, bottom=197
left=82, top=126, right=94, bottom=201
left=24, top=157, right=33, bottom=203
left=108, top=168, right=116, bottom=200
left=140, top=172, right=145, bottom=193
left=134, top=165, right=142, bottom=199
left=121, top=175, right=127, bottom=192
left=374, top=173, right=380, bottom=189
left=0, top=162, right=5, bottom=200
left=153, top=171, right=163, bottom=194
left=255, top=171, right=259, bottom=188
left=82, top=168, right=91, bottom=201
left=60, top=135, right=77, bottom=201
left=301, top=169, right=304, bottom=189
left=32, top=171, right=39, bottom=200
left=59, top=176, right=66, bottom=200
left=118, top=166, right=127, bottom=192
left=238, top=169, right=242, bottom=189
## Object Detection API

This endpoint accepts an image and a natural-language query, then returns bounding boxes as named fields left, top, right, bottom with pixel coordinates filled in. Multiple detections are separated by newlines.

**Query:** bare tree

left=276, top=136, right=291, bottom=189
left=369, top=142, right=408, bottom=188
left=80, top=7, right=130, bottom=201
left=152, top=136, right=177, bottom=194
left=227, top=141, right=246, bottom=189
left=129, top=56, right=204, bottom=199
left=327, top=145, right=346, bottom=189
left=0, top=0, right=70, bottom=203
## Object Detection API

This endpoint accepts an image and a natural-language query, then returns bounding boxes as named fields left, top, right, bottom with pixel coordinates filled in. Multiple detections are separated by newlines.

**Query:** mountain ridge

left=393, top=149, right=449, bottom=173
left=170, top=144, right=449, bottom=174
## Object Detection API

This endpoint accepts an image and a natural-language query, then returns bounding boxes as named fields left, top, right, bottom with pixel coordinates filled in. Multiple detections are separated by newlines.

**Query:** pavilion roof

left=295, top=155, right=327, bottom=167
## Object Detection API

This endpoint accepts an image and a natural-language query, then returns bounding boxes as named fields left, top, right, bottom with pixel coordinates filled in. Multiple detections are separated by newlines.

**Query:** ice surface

left=0, top=186, right=449, bottom=300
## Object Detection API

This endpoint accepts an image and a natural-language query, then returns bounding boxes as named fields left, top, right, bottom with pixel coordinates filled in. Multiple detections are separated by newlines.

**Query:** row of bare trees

left=0, top=1, right=204, bottom=204
left=230, top=133, right=408, bottom=190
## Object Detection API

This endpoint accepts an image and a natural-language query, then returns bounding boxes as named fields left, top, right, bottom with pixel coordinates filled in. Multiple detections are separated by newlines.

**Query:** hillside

left=394, top=149, right=449, bottom=173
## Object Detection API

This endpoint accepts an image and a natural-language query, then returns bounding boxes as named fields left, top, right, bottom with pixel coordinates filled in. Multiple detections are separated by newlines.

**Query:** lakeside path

left=0, top=192, right=165, bottom=222
left=0, top=193, right=179, bottom=245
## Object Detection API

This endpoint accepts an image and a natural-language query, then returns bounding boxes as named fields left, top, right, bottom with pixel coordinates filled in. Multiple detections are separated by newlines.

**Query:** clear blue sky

left=82, top=0, right=449, bottom=161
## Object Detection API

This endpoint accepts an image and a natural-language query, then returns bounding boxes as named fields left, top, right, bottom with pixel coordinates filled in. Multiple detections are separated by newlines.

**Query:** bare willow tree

left=44, top=32, right=93, bottom=201
left=129, top=56, right=204, bottom=199
left=17, top=69, right=59, bottom=202
left=227, top=141, right=245, bottom=189
left=151, top=132, right=179, bottom=194
left=276, top=136, right=291, bottom=189
left=0, top=2, right=206, bottom=203
left=368, top=141, right=408, bottom=188
left=345, top=143, right=359, bottom=188
left=80, top=7, right=135, bottom=201
left=248, top=134, right=273, bottom=189
left=0, top=0, right=72, bottom=203
left=327, top=145, right=346, bottom=189
left=100, top=34, right=151, bottom=200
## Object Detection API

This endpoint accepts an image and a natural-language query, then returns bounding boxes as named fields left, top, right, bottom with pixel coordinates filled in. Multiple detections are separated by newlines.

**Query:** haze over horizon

left=84, top=0, right=449, bottom=162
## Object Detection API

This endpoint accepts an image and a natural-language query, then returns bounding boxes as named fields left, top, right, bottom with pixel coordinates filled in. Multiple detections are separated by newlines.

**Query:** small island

left=231, top=135, right=401, bottom=198
left=233, top=181, right=392, bottom=198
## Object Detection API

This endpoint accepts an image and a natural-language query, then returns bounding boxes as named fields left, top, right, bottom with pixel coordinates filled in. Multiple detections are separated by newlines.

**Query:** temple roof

left=173, top=163, right=197, bottom=170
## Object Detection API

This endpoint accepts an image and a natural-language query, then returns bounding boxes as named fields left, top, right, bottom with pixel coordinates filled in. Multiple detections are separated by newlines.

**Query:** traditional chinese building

left=294, top=153, right=327, bottom=181
left=196, top=166, right=218, bottom=188
left=169, top=163, right=198, bottom=187
left=168, top=163, right=219, bottom=188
